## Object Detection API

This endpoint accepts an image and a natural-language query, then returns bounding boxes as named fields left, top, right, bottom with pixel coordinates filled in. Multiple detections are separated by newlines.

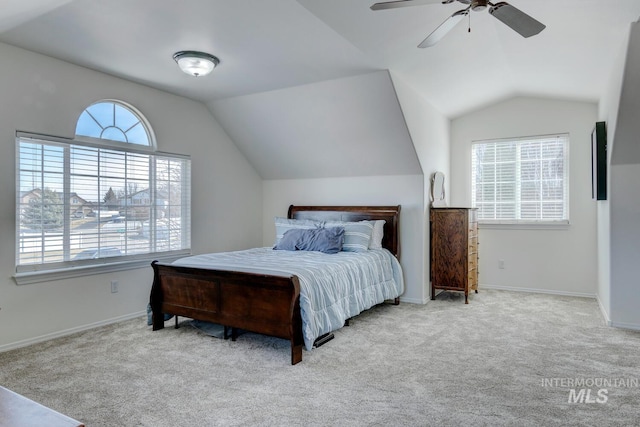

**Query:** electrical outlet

left=498, top=259, right=505, bottom=269
left=111, top=280, right=119, bottom=293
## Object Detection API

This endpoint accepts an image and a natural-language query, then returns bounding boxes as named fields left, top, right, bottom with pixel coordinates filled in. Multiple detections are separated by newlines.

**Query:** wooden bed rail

left=150, top=261, right=304, bottom=365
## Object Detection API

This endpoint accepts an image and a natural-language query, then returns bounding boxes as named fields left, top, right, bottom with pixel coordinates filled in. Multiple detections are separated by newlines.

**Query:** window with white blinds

left=471, top=134, right=569, bottom=224
left=16, top=101, right=190, bottom=277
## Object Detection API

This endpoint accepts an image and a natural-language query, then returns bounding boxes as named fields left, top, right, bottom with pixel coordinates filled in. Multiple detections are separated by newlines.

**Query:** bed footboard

left=150, top=261, right=303, bottom=365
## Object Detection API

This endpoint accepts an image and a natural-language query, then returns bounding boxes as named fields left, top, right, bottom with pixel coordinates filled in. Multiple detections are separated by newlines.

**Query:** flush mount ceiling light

left=173, top=51, right=220, bottom=77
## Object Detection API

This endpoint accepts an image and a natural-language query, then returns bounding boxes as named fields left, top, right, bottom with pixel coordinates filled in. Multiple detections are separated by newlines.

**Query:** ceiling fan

left=370, top=0, right=545, bottom=48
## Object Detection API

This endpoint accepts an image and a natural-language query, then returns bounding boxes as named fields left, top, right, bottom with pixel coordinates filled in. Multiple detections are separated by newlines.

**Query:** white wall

left=609, top=164, right=640, bottom=328
left=450, top=97, right=598, bottom=297
left=263, top=175, right=425, bottom=304
left=0, top=42, right=263, bottom=350
left=209, top=71, right=422, bottom=180
left=596, top=22, right=631, bottom=322
left=607, top=21, right=640, bottom=329
left=389, top=72, right=450, bottom=303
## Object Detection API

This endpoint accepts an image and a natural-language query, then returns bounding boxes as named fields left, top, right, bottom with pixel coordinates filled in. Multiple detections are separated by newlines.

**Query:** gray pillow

left=273, top=217, right=321, bottom=245
left=274, top=227, right=345, bottom=254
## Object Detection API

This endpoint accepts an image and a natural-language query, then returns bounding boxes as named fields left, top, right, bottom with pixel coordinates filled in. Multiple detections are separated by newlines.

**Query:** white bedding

left=172, top=247, right=404, bottom=350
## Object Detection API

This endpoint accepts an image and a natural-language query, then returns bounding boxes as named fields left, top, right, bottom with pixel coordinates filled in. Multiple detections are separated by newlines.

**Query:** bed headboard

left=288, top=205, right=401, bottom=258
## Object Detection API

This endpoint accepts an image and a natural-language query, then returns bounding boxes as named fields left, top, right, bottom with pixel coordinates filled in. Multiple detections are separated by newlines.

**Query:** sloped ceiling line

left=208, top=71, right=422, bottom=180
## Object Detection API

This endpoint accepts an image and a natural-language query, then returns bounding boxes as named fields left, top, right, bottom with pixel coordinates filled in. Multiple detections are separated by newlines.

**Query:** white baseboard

left=609, top=320, right=640, bottom=331
left=596, top=296, right=640, bottom=331
left=480, top=284, right=596, bottom=299
left=0, top=311, right=146, bottom=354
left=596, top=296, right=612, bottom=326
left=400, top=296, right=430, bottom=304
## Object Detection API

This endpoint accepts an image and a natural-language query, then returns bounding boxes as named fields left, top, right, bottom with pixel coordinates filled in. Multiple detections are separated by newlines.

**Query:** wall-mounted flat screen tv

left=591, top=121, right=607, bottom=201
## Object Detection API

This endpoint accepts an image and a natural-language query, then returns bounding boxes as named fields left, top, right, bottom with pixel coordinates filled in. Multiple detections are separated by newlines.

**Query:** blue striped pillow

left=322, top=220, right=374, bottom=252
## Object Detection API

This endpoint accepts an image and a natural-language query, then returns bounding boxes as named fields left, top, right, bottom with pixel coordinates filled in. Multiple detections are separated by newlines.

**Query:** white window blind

left=16, top=135, right=191, bottom=273
left=471, top=134, right=569, bottom=224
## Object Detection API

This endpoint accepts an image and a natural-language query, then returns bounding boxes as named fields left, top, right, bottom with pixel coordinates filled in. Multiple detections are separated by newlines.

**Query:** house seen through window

left=16, top=100, right=191, bottom=276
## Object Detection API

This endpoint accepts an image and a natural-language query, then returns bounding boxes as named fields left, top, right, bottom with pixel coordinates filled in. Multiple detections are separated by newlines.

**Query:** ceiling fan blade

left=371, top=0, right=443, bottom=11
left=418, top=9, right=468, bottom=48
left=489, top=2, right=545, bottom=38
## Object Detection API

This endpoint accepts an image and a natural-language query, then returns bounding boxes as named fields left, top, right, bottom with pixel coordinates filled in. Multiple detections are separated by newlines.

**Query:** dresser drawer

left=468, top=268, right=478, bottom=289
left=468, top=254, right=477, bottom=271
left=468, top=234, right=477, bottom=247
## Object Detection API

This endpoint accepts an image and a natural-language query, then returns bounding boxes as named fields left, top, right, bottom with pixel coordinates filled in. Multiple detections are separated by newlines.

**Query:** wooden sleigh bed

left=150, top=205, right=401, bottom=365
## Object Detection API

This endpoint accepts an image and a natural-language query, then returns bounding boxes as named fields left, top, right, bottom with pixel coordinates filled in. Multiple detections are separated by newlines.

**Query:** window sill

left=13, top=253, right=187, bottom=285
left=478, top=221, right=570, bottom=231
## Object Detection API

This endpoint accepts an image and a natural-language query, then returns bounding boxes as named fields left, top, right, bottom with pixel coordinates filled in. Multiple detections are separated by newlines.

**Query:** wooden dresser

left=430, top=207, right=478, bottom=304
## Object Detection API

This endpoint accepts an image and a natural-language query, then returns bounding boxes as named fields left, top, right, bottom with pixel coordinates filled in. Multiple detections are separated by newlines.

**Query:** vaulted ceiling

left=1, top=1, right=639, bottom=180
left=2, top=0, right=639, bottom=118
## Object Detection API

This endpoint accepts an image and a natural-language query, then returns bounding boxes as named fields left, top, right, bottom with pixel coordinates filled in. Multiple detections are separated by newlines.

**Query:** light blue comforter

left=172, top=248, right=404, bottom=350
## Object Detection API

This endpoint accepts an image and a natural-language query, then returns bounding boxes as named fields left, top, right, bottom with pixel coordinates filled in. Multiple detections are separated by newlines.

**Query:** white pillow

left=368, top=220, right=386, bottom=250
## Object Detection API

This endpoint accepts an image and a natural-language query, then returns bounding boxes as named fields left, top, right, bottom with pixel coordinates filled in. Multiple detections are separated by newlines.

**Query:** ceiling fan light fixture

left=173, top=51, right=220, bottom=77
left=471, top=0, right=488, bottom=12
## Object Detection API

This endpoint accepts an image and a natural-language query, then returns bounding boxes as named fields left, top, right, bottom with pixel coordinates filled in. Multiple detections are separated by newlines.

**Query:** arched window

left=75, top=100, right=154, bottom=148
left=15, top=100, right=190, bottom=283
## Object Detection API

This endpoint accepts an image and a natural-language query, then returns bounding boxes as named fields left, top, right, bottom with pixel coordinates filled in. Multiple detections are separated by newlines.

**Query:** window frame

left=75, top=99, right=157, bottom=150
left=471, top=133, right=570, bottom=228
left=14, top=102, right=190, bottom=285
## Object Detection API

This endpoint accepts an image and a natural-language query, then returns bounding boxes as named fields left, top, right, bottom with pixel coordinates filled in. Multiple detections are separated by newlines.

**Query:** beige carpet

left=1, top=289, right=639, bottom=426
